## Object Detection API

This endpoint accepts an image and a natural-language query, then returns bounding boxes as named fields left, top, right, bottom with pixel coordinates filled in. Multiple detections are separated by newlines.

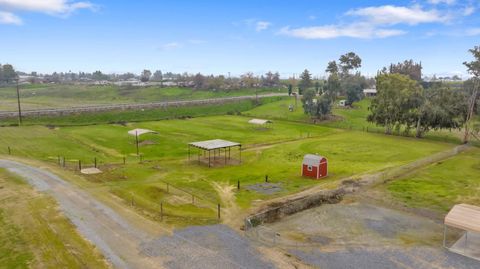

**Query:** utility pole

left=15, top=78, right=22, bottom=125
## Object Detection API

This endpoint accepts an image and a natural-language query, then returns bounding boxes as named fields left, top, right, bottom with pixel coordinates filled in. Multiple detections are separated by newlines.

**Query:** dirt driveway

left=251, top=197, right=480, bottom=269
left=0, top=159, right=275, bottom=269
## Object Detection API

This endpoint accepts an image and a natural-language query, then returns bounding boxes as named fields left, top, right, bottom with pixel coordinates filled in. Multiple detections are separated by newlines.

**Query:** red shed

left=302, top=154, right=328, bottom=179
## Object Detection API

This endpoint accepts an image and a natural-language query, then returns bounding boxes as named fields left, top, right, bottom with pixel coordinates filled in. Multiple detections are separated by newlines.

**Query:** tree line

left=299, top=52, right=372, bottom=119
left=368, top=46, right=479, bottom=143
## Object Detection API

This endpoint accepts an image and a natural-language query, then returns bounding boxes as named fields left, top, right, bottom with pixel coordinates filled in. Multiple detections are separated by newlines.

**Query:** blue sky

left=0, top=0, right=479, bottom=78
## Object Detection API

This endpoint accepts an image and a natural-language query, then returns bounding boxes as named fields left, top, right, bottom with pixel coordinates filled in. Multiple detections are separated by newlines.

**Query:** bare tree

left=462, top=46, right=480, bottom=143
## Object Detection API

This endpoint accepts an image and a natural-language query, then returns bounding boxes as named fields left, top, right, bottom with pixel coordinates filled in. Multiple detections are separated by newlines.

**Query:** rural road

left=0, top=93, right=288, bottom=118
left=0, top=159, right=275, bottom=269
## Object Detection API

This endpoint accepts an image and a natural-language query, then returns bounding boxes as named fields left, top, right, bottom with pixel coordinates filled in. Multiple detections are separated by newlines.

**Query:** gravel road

left=0, top=159, right=275, bottom=269
left=254, top=200, right=480, bottom=269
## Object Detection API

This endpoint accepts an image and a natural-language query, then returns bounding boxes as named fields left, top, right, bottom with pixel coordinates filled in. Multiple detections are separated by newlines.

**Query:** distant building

left=363, top=88, right=377, bottom=97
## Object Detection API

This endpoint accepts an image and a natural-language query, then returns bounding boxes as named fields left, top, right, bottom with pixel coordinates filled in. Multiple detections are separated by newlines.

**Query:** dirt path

left=0, top=159, right=275, bottom=269
left=212, top=181, right=242, bottom=226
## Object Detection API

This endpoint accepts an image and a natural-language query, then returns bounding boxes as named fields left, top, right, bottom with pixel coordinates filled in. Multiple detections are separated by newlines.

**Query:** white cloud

left=346, top=5, right=449, bottom=25
left=428, top=0, right=456, bottom=5
left=280, top=4, right=456, bottom=40
left=279, top=23, right=405, bottom=39
left=308, top=15, right=317, bottom=20
left=0, top=0, right=96, bottom=15
left=463, top=6, right=475, bottom=16
left=161, top=42, right=182, bottom=50
left=255, top=21, right=271, bottom=31
left=466, top=28, right=480, bottom=36
left=0, top=10, right=21, bottom=24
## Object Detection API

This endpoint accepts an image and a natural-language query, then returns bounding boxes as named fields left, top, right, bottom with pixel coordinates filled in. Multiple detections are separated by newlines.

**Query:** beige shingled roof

left=445, top=204, right=480, bottom=233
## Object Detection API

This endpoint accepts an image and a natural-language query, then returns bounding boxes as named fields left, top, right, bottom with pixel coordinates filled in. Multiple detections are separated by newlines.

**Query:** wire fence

left=1, top=146, right=224, bottom=224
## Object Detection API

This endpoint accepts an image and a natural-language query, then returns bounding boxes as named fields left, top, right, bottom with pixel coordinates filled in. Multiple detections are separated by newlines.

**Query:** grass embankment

left=0, top=96, right=285, bottom=126
left=0, top=169, right=107, bottom=268
left=387, top=148, right=480, bottom=213
left=0, top=84, right=283, bottom=110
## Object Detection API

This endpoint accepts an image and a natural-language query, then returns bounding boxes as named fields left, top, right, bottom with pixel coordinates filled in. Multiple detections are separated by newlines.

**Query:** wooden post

left=237, top=180, right=240, bottom=190
left=224, top=147, right=227, bottom=164
left=15, top=78, right=22, bottom=125
left=208, top=150, right=211, bottom=167
left=123, top=156, right=126, bottom=165
left=160, top=202, right=163, bottom=221
left=135, top=131, right=139, bottom=156
left=94, top=157, right=97, bottom=168
left=7, top=146, right=11, bottom=155
left=78, top=160, right=82, bottom=171
left=265, top=175, right=268, bottom=182
left=217, top=203, right=221, bottom=220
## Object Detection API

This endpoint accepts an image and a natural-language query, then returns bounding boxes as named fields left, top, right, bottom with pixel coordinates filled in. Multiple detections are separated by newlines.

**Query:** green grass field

left=387, top=148, right=480, bottom=213
left=0, top=84, right=283, bottom=111
left=0, top=105, right=456, bottom=226
left=0, top=169, right=107, bottom=268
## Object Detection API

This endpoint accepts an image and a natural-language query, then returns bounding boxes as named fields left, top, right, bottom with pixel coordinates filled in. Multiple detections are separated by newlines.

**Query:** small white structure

left=363, top=88, right=377, bottom=97
left=248, top=119, right=272, bottom=125
left=127, top=128, right=157, bottom=136
left=188, top=139, right=242, bottom=167
left=338, top=100, right=347, bottom=107
left=128, top=128, right=157, bottom=156
left=444, top=204, right=480, bottom=261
